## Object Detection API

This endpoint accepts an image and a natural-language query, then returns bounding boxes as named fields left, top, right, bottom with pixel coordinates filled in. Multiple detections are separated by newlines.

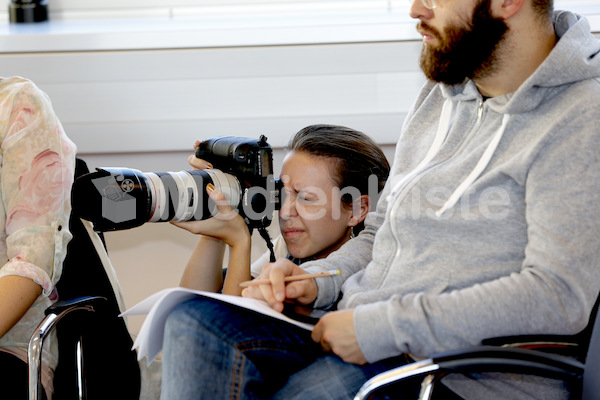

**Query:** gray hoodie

left=302, top=10, right=600, bottom=399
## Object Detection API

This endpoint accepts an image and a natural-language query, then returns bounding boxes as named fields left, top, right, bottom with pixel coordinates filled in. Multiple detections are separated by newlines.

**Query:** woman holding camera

left=172, top=124, right=389, bottom=296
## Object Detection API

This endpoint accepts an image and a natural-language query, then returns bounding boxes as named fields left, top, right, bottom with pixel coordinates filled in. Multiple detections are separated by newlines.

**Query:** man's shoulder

left=560, top=76, right=600, bottom=117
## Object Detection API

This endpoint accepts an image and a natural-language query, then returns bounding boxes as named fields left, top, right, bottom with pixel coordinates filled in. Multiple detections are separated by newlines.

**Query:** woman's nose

left=279, top=194, right=297, bottom=220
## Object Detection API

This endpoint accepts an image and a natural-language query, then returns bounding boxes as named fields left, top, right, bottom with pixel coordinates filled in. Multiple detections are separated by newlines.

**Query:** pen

left=239, top=270, right=340, bottom=287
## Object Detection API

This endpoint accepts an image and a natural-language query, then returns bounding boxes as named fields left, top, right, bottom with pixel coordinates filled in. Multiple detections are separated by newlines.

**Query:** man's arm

left=354, top=110, right=600, bottom=363
left=302, top=180, right=391, bottom=309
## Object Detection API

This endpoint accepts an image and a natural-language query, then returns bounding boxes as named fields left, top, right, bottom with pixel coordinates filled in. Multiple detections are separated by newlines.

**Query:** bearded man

left=161, top=0, right=600, bottom=399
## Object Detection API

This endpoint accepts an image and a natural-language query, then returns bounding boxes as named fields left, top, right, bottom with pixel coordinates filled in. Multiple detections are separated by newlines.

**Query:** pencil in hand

left=239, top=270, right=340, bottom=288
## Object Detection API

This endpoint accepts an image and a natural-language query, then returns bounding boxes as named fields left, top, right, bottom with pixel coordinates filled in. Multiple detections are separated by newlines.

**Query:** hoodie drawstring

left=387, top=99, right=454, bottom=203
left=436, top=112, right=511, bottom=216
left=387, top=98, right=511, bottom=217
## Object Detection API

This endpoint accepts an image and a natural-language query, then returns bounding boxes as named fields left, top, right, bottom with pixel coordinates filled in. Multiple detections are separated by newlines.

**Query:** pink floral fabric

left=0, top=76, right=77, bottom=370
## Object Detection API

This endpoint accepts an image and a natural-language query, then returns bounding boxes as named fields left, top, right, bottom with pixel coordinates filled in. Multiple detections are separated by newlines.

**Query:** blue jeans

left=160, top=297, right=416, bottom=400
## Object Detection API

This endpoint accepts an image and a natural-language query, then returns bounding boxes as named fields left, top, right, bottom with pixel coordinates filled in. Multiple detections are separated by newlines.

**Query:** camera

left=73, top=135, right=282, bottom=232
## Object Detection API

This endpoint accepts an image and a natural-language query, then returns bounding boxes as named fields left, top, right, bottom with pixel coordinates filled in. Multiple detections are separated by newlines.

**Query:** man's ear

left=349, top=194, right=371, bottom=227
left=494, top=0, right=526, bottom=20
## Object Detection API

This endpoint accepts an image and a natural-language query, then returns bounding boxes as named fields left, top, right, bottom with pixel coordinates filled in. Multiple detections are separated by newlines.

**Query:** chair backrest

left=582, top=292, right=600, bottom=400
left=52, top=158, right=141, bottom=399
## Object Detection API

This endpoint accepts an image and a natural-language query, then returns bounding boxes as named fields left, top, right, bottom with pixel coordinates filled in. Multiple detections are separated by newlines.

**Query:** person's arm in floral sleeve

left=0, top=77, right=76, bottom=339
left=0, top=276, right=42, bottom=337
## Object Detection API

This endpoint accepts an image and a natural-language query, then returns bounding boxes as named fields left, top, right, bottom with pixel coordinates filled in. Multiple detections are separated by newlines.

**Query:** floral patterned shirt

left=0, top=76, right=77, bottom=369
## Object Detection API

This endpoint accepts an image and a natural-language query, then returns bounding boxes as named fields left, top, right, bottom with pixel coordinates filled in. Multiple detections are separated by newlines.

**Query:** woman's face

left=278, top=151, right=354, bottom=260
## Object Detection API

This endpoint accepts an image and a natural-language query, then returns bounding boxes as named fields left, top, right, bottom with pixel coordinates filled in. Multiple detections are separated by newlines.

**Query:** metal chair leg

left=418, top=374, right=436, bottom=400
left=76, top=337, right=86, bottom=400
left=28, top=300, right=98, bottom=400
left=28, top=313, right=59, bottom=400
left=353, top=359, right=440, bottom=400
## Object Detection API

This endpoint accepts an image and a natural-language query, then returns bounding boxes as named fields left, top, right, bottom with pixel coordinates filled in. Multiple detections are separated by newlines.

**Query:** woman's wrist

left=221, top=226, right=252, bottom=295
left=221, top=215, right=251, bottom=247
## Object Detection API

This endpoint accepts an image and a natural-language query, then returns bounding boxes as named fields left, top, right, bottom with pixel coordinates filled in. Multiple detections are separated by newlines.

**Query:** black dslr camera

left=73, top=135, right=282, bottom=233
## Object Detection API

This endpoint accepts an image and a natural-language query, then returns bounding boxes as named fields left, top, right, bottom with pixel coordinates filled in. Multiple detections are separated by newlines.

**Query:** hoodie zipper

left=383, top=99, right=486, bottom=287
left=477, top=99, right=484, bottom=120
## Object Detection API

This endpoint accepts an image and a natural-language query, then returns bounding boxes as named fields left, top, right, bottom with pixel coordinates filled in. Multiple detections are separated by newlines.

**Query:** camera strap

left=257, top=225, right=277, bottom=263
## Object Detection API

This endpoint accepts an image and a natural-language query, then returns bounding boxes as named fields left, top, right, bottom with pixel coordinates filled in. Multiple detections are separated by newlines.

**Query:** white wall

left=1, top=42, right=423, bottom=153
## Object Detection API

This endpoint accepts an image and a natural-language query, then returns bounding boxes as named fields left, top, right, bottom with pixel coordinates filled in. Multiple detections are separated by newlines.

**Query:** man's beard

left=419, top=0, right=509, bottom=85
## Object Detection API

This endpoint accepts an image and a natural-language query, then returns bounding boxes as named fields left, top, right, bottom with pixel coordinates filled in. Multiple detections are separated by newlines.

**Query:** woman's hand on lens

left=171, top=185, right=247, bottom=246
left=188, top=140, right=213, bottom=170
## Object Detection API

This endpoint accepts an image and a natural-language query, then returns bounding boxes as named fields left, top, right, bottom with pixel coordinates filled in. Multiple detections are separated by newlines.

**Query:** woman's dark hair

left=286, top=124, right=390, bottom=235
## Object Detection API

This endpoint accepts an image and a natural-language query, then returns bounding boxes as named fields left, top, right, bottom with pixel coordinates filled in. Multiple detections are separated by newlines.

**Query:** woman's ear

left=348, top=194, right=371, bottom=227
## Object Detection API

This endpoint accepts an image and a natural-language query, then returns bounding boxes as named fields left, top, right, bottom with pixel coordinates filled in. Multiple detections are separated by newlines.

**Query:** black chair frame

left=27, top=159, right=141, bottom=400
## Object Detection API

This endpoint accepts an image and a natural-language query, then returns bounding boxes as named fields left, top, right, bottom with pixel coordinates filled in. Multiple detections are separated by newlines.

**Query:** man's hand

left=241, top=258, right=318, bottom=312
left=311, top=309, right=367, bottom=365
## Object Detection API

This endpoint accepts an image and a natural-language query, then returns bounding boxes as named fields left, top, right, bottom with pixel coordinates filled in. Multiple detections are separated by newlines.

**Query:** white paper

left=121, top=287, right=315, bottom=364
